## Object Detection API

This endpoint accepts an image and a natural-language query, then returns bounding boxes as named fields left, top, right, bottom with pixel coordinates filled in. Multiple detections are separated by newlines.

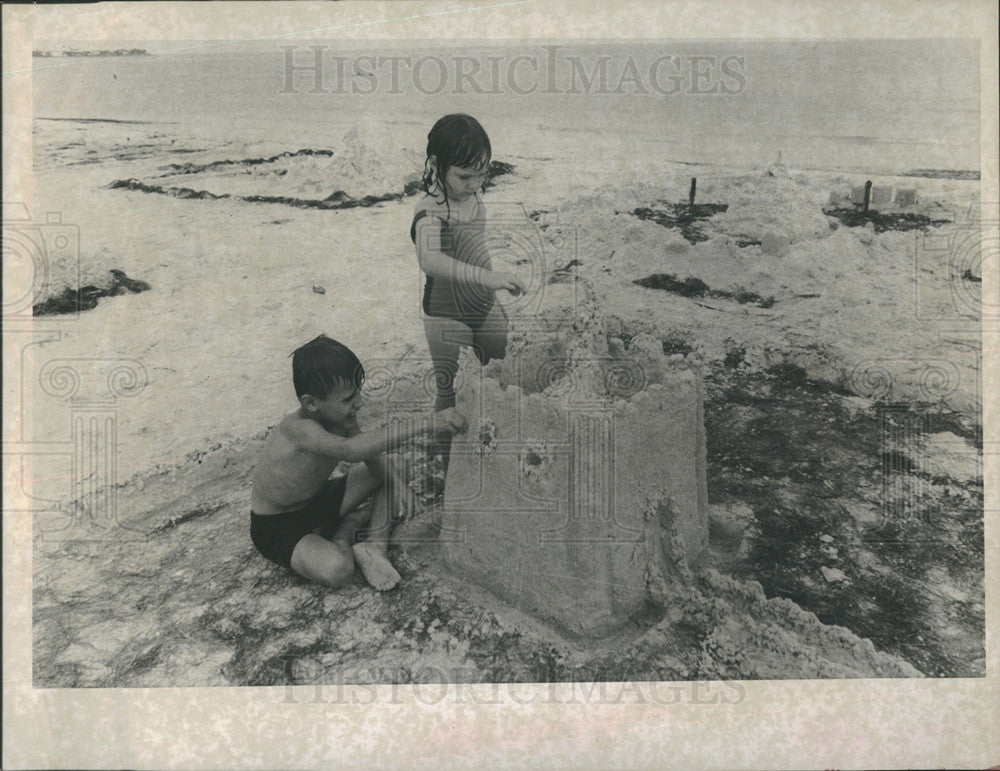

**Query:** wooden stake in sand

left=862, top=180, right=872, bottom=215
left=689, top=177, right=697, bottom=209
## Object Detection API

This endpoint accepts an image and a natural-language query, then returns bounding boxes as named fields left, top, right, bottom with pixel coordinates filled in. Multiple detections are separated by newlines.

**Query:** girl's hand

left=487, top=271, right=526, bottom=296
left=432, top=407, right=468, bottom=436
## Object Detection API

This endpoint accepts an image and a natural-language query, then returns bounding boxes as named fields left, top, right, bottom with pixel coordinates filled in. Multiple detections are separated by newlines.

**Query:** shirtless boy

left=250, top=334, right=467, bottom=590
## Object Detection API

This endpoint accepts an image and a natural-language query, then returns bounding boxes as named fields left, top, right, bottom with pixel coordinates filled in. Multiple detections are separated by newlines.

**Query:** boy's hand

left=487, top=271, right=526, bottom=296
left=432, top=407, right=468, bottom=436
left=384, top=455, right=420, bottom=520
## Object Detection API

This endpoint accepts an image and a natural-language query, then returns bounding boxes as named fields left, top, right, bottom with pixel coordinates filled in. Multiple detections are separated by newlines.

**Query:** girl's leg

left=422, top=314, right=474, bottom=475
left=422, top=314, right=473, bottom=408
left=471, top=302, right=509, bottom=364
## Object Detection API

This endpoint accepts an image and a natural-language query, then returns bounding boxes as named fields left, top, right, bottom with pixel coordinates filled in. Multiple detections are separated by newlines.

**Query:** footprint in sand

left=352, top=543, right=401, bottom=591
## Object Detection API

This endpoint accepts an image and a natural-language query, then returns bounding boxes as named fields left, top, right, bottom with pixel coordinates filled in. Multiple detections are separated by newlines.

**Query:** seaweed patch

left=627, top=203, right=729, bottom=243
left=824, top=207, right=951, bottom=232
left=634, top=273, right=775, bottom=308
left=33, top=269, right=152, bottom=316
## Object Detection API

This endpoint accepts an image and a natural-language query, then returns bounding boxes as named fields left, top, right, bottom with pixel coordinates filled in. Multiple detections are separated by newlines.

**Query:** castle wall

left=441, top=349, right=707, bottom=638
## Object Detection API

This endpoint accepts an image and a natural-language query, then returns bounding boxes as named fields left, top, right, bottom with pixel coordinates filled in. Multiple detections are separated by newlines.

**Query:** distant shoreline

left=32, top=48, right=149, bottom=58
left=35, top=116, right=164, bottom=125
left=900, top=168, right=980, bottom=180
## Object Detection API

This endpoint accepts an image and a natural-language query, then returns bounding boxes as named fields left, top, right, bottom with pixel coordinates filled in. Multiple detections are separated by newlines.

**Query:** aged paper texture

left=3, top=1, right=998, bottom=768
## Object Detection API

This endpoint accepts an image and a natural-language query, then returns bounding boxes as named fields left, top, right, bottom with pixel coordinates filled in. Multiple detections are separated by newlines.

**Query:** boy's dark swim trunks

left=250, top=476, right=348, bottom=570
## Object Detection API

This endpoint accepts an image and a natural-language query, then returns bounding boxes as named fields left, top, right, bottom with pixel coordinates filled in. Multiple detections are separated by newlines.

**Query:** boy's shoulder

left=277, top=411, right=342, bottom=444
left=267, top=411, right=304, bottom=445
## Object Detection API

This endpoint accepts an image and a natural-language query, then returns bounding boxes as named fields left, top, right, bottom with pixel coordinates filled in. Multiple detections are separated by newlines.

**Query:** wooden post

left=862, top=180, right=872, bottom=214
left=689, top=177, right=697, bottom=209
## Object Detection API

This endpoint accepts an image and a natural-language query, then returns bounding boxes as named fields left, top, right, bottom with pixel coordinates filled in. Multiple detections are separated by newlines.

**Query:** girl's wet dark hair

left=422, top=114, right=492, bottom=214
left=292, top=334, right=364, bottom=399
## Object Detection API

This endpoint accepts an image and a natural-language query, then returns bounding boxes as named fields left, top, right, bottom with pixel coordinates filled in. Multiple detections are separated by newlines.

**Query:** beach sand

left=27, top=116, right=983, bottom=685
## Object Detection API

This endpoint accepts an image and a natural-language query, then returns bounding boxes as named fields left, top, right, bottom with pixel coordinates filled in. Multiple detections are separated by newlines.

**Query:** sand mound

left=537, top=186, right=980, bottom=412
left=119, top=120, right=420, bottom=202
left=709, top=172, right=834, bottom=243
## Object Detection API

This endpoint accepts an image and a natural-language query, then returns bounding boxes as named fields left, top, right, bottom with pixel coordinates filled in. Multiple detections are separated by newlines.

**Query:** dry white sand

left=28, top=118, right=980, bottom=473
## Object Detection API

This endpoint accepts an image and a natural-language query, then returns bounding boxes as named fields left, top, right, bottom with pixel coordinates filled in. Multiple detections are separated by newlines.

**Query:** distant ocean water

left=32, top=40, right=979, bottom=173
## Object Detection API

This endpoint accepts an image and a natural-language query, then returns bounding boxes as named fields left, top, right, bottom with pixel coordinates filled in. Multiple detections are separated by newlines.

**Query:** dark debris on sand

left=108, top=159, right=515, bottom=210
left=33, top=269, right=151, bottom=316
left=824, top=207, right=952, bottom=232
left=634, top=273, right=775, bottom=308
left=627, top=203, right=729, bottom=243
left=705, top=358, right=983, bottom=677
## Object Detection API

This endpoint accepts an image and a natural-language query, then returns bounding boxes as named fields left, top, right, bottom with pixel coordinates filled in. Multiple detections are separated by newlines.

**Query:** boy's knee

left=318, top=546, right=355, bottom=588
left=348, top=463, right=384, bottom=496
left=357, top=466, right=386, bottom=497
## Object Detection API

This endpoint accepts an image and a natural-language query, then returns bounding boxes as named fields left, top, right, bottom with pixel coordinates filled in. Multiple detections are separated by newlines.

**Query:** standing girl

left=410, top=114, right=525, bottom=471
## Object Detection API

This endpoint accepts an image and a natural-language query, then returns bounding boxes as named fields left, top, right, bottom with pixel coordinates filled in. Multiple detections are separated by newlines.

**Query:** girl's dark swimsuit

left=410, top=199, right=497, bottom=330
left=250, top=476, right=347, bottom=570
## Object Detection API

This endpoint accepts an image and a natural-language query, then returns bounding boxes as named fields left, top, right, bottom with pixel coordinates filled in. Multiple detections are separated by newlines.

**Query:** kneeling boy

left=251, top=334, right=467, bottom=590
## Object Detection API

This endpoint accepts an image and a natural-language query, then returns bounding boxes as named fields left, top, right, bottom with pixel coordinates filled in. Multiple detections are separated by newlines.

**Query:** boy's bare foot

left=352, top=542, right=401, bottom=591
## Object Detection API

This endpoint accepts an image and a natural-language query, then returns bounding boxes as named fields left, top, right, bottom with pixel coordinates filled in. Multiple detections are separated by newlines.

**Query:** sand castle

left=441, top=285, right=708, bottom=638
